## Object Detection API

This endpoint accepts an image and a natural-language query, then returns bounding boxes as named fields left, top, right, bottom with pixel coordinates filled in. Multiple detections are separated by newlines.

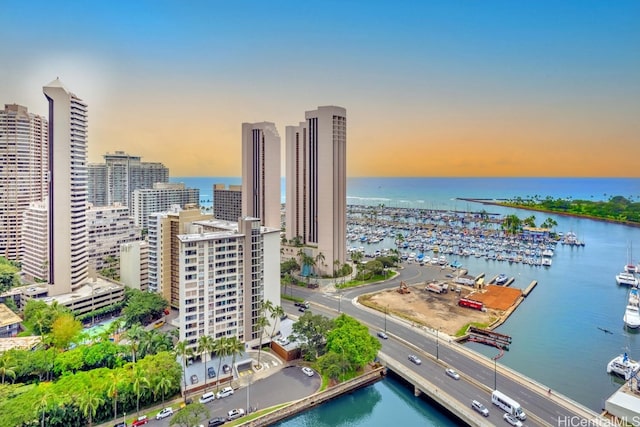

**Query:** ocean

left=172, top=176, right=640, bottom=418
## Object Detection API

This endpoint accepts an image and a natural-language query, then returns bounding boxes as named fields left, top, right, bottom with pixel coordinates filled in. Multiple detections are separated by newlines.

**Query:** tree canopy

left=122, top=288, right=168, bottom=327
left=0, top=257, right=21, bottom=293
left=291, top=312, right=334, bottom=360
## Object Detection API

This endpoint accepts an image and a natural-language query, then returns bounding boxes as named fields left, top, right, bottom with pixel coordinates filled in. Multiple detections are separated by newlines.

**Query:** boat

left=607, top=353, right=640, bottom=379
left=541, top=258, right=552, bottom=267
left=623, top=289, right=640, bottom=329
left=496, top=274, right=508, bottom=285
left=616, top=272, right=639, bottom=287
left=624, top=242, right=637, bottom=274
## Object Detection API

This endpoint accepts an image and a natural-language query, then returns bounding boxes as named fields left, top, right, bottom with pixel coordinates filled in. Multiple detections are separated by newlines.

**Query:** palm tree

left=213, top=336, right=229, bottom=390
left=131, top=364, right=150, bottom=417
left=125, top=323, right=146, bottom=363
left=106, top=369, right=124, bottom=422
left=0, top=354, right=16, bottom=384
left=333, top=259, right=341, bottom=278
left=174, top=340, right=193, bottom=404
left=269, top=305, right=285, bottom=339
left=255, top=315, right=270, bottom=367
left=315, top=252, right=326, bottom=275
left=38, top=387, right=51, bottom=427
left=77, top=389, right=104, bottom=427
left=197, top=335, right=214, bottom=390
left=154, top=375, right=173, bottom=410
left=226, top=336, right=244, bottom=387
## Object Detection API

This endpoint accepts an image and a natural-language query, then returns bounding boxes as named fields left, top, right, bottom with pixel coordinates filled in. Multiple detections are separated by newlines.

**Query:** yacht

left=496, top=274, right=508, bottom=285
left=623, top=289, right=640, bottom=329
left=616, top=272, right=639, bottom=287
left=607, top=353, right=640, bottom=379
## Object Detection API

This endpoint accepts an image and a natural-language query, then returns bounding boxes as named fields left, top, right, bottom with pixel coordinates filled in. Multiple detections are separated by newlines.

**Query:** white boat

left=541, top=258, right=552, bottom=267
left=616, top=272, right=639, bottom=287
left=607, top=353, right=640, bottom=379
left=623, top=289, right=640, bottom=329
left=624, top=242, right=637, bottom=274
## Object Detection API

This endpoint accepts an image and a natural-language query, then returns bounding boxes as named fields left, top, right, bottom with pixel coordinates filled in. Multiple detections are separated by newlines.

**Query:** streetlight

left=123, top=412, right=126, bottom=426
left=494, top=357, right=497, bottom=390
left=338, top=292, right=342, bottom=313
left=384, top=305, right=388, bottom=333
left=436, top=328, right=439, bottom=360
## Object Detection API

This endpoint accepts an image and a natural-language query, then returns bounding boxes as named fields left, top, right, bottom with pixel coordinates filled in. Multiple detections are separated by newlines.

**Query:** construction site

left=359, top=274, right=523, bottom=338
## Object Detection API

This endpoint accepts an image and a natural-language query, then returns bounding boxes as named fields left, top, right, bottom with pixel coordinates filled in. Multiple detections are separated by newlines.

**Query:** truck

left=458, top=298, right=484, bottom=310
left=426, top=282, right=447, bottom=294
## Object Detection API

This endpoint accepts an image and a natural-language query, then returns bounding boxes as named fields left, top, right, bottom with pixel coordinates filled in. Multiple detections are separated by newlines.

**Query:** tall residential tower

left=43, top=78, right=89, bottom=295
left=241, top=122, right=281, bottom=229
left=285, top=106, right=347, bottom=272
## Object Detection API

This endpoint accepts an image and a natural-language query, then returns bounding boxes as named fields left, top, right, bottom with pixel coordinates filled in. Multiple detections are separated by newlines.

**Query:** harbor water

left=173, top=176, right=640, bottom=415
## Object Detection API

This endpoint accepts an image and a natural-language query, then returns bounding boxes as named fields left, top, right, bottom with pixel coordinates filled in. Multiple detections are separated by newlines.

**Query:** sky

left=1, top=1, right=639, bottom=177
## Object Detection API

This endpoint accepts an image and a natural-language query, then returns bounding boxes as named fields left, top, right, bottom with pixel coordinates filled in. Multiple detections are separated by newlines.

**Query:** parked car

left=156, top=408, right=173, bottom=420
left=216, top=386, right=234, bottom=399
left=445, top=368, right=460, bottom=380
left=298, top=307, right=306, bottom=313
left=208, top=418, right=226, bottom=427
left=222, top=364, right=232, bottom=374
left=207, top=367, right=216, bottom=378
left=113, top=423, right=127, bottom=427
left=227, top=408, right=245, bottom=421
left=471, top=400, right=489, bottom=417
left=377, top=331, right=388, bottom=339
left=503, top=413, right=523, bottom=427
left=301, top=367, right=314, bottom=377
left=132, top=415, right=148, bottom=426
left=408, top=354, right=422, bottom=365
left=190, top=374, right=198, bottom=384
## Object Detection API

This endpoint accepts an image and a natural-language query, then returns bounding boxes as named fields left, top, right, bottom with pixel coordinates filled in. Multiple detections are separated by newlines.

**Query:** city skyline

left=1, top=1, right=638, bottom=177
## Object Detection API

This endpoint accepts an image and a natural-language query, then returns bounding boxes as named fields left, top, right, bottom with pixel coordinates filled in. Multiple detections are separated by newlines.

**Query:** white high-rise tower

left=43, top=78, right=89, bottom=295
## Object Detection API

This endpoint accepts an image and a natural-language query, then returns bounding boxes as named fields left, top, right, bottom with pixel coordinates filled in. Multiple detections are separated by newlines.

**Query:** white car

left=216, top=386, right=234, bottom=399
left=445, top=368, right=460, bottom=380
left=227, top=408, right=245, bottom=421
left=301, top=367, right=314, bottom=377
left=503, top=413, right=523, bottom=427
left=471, top=400, right=489, bottom=417
left=156, top=407, right=173, bottom=420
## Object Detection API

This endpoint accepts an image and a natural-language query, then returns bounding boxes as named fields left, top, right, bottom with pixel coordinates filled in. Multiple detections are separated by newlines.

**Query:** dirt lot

left=360, top=281, right=522, bottom=336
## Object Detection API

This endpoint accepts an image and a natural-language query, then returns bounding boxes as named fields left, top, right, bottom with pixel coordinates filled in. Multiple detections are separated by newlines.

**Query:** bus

left=491, top=390, right=527, bottom=420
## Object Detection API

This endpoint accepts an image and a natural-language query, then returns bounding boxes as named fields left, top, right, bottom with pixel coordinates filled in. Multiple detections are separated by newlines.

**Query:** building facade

left=285, top=106, right=347, bottom=273
left=147, top=205, right=212, bottom=306
left=132, top=182, right=199, bottom=229
left=0, top=104, right=48, bottom=261
left=43, top=78, right=89, bottom=295
left=213, top=183, right=242, bottom=221
left=87, top=204, right=142, bottom=271
left=88, top=151, right=169, bottom=208
left=177, top=217, right=280, bottom=351
left=20, top=201, right=48, bottom=283
left=241, top=122, right=281, bottom=229
left=120, top=241, right=149, bottom=292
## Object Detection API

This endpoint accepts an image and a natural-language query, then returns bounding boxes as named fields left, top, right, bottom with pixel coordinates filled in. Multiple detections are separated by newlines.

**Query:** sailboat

left=623, top=288, right=640, bottom=329
left=624, top=242, right=637, bottom=274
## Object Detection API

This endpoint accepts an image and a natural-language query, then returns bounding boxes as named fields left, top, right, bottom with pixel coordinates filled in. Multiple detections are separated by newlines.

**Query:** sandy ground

left=360, top=279, right=522, bottom=336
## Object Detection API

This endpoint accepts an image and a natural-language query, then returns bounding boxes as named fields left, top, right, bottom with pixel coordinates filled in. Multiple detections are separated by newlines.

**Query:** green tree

left=50, top=313, right=82, bottom=350
left=255, top=314, right=270, bottom=367
left=317, top=351, right=351, bottom=381
left=212, top=336, right=229, bottom=391
left=226, top=336, right=244, bottom=387
left=0, top=353, right=16, bottom=384
left=291, top=312, right=334, bottom=360
left=169, top=402, right=209, bottom=427
left=106, top=369, right=125, bottom=423
left=77, top=389, right=104, bottom=427
left=197, top=335, right=214, bottom=390
left=0, top=257, right=20, bottom=293
left=131, top=364, right=150, bottom=417
left=125, top=323, right=146, bottom=363
left=154, top=374, right=174, bottom=410
left=325, top=314, right=381, bottom=371
left=269, top=305, right=285, bottom=339
left=174, top=341, right=194, bottom=404
left=122, top=288, right=168, bottom=327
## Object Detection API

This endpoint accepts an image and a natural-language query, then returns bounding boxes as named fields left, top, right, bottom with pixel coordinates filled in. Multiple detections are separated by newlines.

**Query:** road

left=285, top=263, right=597, bottom=427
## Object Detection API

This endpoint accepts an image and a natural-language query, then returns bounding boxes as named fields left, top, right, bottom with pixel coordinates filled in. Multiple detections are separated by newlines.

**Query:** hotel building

left=241, top=122, right=281, bottom=229
left=132, top=182, right=199, bottom=229
left=87, top=204, right=142, bottom=271
left=285, top=106, right=347, bottom=273
left=213, top=183, right=242, bottom=222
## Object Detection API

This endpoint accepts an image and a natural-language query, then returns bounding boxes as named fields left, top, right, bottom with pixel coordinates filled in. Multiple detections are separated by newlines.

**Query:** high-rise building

left=88, top=151, right=169, bottom=209
left=177, top=217, right=280, bottom=351
left=43, top=78, right=89, bottom=295
left=132, top=182, right=199, bottom=229
left=241, top=122, right=281, bottom=229
left=285, top=106, right=347, bottom=273
left=0, top=104, right=48, bottom=261
left=213, top=183, right=242, bottom=221
left=147, top=205, right=212, bottom=306
left=20, top=201, right=48, bottom=283
left=87, top=203, right=142, bottom=271
left=120, top=241, right=149, bottom=292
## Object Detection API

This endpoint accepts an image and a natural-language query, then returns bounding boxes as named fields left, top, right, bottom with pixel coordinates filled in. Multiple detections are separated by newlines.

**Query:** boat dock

left=523, top=280, right=538, bottom=297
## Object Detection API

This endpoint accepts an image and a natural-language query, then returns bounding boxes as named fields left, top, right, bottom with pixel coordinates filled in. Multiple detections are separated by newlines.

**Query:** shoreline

left=457, top=197, right=640, bottom=229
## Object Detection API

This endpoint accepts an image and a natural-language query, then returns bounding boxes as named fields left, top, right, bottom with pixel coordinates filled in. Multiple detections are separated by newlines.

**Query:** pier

left=523, top=280, right=538, bottom=297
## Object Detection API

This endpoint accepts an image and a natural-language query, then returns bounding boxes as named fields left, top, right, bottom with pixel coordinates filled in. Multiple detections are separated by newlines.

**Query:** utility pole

left=436, top=328, right=439, bottom=360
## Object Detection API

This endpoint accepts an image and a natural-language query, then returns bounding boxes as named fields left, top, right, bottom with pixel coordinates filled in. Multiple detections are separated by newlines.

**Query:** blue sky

left=1, top=1, right=639, bottom=176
